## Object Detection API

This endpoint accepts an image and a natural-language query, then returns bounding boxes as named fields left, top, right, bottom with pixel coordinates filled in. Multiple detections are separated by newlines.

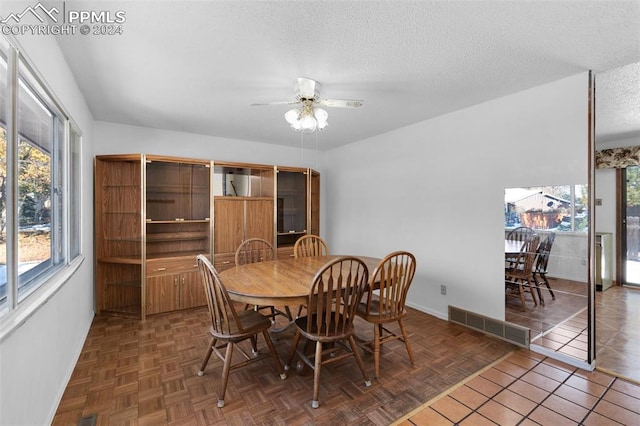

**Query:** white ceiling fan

left=252, top=77, right=364, bottom=132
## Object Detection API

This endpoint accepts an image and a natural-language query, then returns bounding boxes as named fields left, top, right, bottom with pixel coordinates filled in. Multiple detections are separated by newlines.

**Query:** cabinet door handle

left=157, top=267, right=166, bottom=271
left=222, top=261, right=230, bottom=264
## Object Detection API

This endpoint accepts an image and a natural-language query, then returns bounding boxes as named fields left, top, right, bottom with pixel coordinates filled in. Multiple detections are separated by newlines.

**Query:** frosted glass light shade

left=314, top=108, right=328, bottom=121
left=300, top=114, right=317, bottom=132
left=285, top=109, right=300, bottom=124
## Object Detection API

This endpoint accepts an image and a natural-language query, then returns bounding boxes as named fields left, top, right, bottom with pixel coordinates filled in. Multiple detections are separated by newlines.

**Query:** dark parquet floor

left=52, top=305, right=516, bottom=425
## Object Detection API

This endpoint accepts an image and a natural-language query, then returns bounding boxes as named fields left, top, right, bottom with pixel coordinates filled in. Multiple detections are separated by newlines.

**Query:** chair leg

left=262, top=330, right=286, bottom=380
left=348, top=335, right=372, bottom=388
left=398, top=319, right=415, bottom=364
left=250, top=335, right=258, bottom=355
left=285, top=331, right=302, bottom=369
left=217, top=342, right=234, bottom=408
left=197, top=337, right=216, bottom=376
left=517, top=281, right=527, bottom=312
left=541, top=273, right=555, bottom=299
left=311, top=341, right=323, bottom=409
left=373, top=324, right=382, bottom=378
left=526, top=278, right=538, bottom=306
left=531, top=274, right=545, bottom=305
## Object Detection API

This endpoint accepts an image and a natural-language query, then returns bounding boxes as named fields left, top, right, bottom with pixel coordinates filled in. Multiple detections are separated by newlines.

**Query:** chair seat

left=294, top=314, right=353, bottom=341
left=209, top=308, right=272, bottom=340
left=356, top=296, right=407, bottom=320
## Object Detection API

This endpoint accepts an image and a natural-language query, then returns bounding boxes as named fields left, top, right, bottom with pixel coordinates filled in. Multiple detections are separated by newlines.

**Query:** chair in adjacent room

left=532, top=232, right=556, bottom=304
left=196, top=254, right=286, bottom=408
left=355, top=251, right=417, bottom=378
left=294, top=234, right=329, bottom=258
left=507, top=226, right=536, bottom=242
left=505, top=235, right=540, bottom=312
left=505, top=226, right=536, bottom=267
left=285, top=256, right=371, bottom=408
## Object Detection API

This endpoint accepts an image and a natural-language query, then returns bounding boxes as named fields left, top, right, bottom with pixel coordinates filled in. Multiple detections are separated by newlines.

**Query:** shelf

left=146, top=251, right=206, bottom=261
left=277, top=231, right=307, bottom=236
left=214, top=196, right=274, bottom=201
left=146, top=232, right=209, bottom=242
left=98, top=256, right=144, bottom=265
left=146, top=219, right=210, bottom=223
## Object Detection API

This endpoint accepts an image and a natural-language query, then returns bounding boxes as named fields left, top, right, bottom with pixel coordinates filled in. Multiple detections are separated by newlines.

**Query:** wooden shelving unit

left=95, top=155, right=319, bottom=317
left=95, top=154, right=213, bottom=319
left=95, top=155, right=144, bottom=317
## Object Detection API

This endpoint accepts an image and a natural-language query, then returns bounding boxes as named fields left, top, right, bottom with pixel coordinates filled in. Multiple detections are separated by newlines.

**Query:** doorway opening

left=623, top=165, right=640, bottom=286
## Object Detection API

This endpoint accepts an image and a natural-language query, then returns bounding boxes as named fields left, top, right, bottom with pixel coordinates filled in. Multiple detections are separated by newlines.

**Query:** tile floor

left=395, top=349, right=640, bottom=425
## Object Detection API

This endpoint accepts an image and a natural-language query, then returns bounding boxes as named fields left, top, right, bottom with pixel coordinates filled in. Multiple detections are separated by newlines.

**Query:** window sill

left=0, top=255, right=85, bottom=344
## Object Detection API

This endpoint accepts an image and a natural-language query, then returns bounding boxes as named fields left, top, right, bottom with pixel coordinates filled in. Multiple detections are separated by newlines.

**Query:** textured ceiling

left=47, top=0, right=640, bottom=150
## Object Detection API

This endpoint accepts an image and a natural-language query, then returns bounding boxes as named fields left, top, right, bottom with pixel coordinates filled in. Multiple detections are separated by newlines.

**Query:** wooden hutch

left=95, top=154, right=319, bottom=319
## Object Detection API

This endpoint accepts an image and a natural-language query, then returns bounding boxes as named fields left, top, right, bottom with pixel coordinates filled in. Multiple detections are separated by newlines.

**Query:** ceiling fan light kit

left=285, top=101, right=328, bottom=133
left=253, top=77, right=363, bottom=133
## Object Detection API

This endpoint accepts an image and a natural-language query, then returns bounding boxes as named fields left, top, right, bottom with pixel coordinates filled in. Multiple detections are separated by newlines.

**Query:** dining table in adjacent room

left=505, top=239, right=525, bottom=256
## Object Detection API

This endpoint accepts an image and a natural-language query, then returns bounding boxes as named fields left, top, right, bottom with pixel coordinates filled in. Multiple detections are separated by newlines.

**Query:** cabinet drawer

left=146, top=258, right=199, bottom=277
left=214, top=253, right=235, bottom=271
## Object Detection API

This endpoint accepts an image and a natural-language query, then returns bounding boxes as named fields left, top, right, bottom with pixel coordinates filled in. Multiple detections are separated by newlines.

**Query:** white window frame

left=0, top=34, right=84, bottom=342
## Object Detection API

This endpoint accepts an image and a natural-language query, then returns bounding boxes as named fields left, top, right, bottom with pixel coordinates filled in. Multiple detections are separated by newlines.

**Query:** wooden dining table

left=219, top=255, right=381, bottom=309
left=505, top=239, right=525, bottom=255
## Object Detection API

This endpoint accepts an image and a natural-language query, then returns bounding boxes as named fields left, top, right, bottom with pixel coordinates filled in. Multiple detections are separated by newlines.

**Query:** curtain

left=596, top=146, right=640, bottom=169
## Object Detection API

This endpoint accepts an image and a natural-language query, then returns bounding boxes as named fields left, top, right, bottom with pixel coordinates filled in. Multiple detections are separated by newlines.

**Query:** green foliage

left=627, top=166, right=640, bottom=207
left=0, top=130, right=52, bottom=238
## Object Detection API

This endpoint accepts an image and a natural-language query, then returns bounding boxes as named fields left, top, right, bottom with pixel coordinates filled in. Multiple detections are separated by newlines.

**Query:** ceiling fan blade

left=317, top=99, right=364, bottom=108
left=251, top=100, right=301, bottom=106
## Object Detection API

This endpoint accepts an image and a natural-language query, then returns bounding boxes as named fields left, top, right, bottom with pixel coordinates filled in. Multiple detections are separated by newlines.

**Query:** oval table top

left=219, top=255, right=381, bottom=307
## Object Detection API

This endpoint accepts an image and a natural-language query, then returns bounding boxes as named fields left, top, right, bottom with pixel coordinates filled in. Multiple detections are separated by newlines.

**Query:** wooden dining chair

left=294, top=234, right=329, bottom=258
left=291, top=235, right=329, bottom=317
left=505, top=235, right=540, bottom=312
left=355, top=251, right=417, bottom=378
left=235, top=237, right=276, bottom=265
left=196, top=254, right=286, bottom=408
left=507, top=226, right=536, bottom=242
left=285, top=256, right=371, bottom=408
left=532, top=232, right=556, bottom=304
left=234, top=238, right=288, bottom=320
left=505, top=226, right=536, bottom=266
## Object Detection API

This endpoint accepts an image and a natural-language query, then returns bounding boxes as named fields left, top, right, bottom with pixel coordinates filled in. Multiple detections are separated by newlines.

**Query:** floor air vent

left=448, top=306, right=530, bottom=348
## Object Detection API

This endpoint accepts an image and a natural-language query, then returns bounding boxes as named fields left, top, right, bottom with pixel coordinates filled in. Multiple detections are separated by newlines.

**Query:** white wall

left=323, top=74, right=589, bottom=321
left=0, top=30, right=95, bottom=426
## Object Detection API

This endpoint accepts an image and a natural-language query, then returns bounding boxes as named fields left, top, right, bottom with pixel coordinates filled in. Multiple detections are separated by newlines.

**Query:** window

left=0, top=34, right=82, bottom=319
left=69, top=124, right=82, bottom=259
left=504, top=185, right=588, bottom=232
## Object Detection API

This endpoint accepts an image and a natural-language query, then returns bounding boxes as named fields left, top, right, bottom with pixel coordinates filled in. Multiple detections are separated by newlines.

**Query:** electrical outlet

left=440, top=285, right=447, bottom=295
